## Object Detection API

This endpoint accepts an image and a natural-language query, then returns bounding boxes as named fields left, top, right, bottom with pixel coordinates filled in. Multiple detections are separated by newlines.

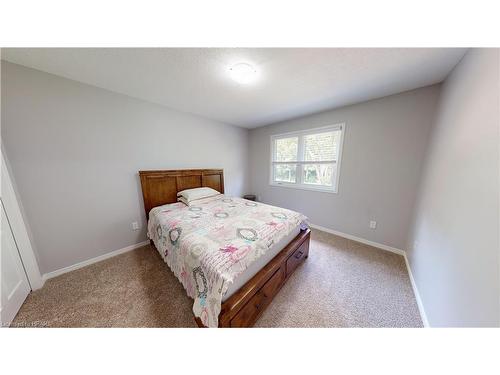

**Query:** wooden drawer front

left=286, top=241, right=309, bottom=277
left=230, top=267, right=284, bottom=327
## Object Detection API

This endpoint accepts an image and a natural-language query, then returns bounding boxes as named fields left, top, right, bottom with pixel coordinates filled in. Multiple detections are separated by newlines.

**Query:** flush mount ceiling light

left=229, top=63, right=257, bottom=84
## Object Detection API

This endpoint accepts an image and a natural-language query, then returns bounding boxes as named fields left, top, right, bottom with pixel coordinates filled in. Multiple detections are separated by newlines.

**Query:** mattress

left=222, top=224, right=300, bottom=301
left=147, top=195, right=307, bottom=327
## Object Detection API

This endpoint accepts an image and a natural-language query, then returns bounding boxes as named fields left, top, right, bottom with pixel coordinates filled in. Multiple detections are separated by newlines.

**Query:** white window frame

left=269, top=123, right=345, bottom=193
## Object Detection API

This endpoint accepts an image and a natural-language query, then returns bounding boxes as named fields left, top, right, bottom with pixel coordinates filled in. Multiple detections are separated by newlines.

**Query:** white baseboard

left=403, top=254, right=430, bottom=327
left=42, top=240, right=150, bottom=282
left=309, top=223, right=405, bottom=255
left=309, top=222, right=430, bottom=327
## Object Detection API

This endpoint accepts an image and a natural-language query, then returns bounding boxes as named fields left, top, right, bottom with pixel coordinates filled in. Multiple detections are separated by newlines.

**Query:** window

left=270, top=124, right=345, bottom=193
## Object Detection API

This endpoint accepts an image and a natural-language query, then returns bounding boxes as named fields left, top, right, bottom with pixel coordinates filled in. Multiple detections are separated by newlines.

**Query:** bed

left=139, top=169, right=311, bottom=327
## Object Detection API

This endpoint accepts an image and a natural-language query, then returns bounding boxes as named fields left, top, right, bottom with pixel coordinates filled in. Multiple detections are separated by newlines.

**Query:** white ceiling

left=2, top=48, right=467, bottom=128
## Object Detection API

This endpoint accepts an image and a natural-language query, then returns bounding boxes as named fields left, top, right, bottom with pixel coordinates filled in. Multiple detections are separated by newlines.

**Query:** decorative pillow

left=177, top=187, right=220, bottom=202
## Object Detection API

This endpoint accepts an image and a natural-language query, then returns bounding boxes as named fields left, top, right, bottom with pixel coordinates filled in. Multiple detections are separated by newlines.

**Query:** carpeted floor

left=12, top=229, right=422, bottom=328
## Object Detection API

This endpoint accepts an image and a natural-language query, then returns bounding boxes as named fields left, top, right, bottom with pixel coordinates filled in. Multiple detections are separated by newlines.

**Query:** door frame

left=1, top=150, right=43, bottom=290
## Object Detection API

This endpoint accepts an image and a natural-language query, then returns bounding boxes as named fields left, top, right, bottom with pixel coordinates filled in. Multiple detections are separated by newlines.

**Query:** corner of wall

left=404, top=83, right=444, bottom=258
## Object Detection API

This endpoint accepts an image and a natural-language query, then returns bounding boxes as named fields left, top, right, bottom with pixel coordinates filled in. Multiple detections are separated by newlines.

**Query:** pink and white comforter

left=147, top=195, right=307, bottom=327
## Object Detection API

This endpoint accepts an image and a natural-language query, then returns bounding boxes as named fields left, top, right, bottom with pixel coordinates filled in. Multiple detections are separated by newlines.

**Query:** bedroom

left=1, top=1, right=499, bottom=373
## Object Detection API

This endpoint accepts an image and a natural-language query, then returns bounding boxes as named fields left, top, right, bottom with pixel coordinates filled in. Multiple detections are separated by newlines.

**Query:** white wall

left=1, top=61, right=249, bottom=274
left=407, top=49, right=500, bottom=327
left=248, top=86, right=441, bottom=250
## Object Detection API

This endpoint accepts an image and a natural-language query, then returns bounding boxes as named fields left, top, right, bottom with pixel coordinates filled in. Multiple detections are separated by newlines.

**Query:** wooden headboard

left=139, top=169, right=224, bottom=218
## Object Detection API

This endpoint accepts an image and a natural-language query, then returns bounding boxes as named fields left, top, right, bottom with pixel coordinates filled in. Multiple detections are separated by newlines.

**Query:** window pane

left=303, top=163, right=335, bottom=186
left=273, top=164, right=297, bottom=183
left=275, top=137, right=298, bottom=162
left=304, top=131, right=339, bottom=161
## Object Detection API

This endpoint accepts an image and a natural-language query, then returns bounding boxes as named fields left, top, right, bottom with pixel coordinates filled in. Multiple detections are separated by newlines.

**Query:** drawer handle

left=294, top=250, right=303, bottom=259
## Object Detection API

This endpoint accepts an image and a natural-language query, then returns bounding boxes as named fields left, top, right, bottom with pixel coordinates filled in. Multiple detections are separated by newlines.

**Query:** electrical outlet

left=131, top=221, right=140, bottom=231
left=369, top=220, right=377, bottom=229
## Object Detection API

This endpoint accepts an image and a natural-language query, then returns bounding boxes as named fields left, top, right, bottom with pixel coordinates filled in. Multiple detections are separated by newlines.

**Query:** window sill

left=269, top=182, right=338, bottom=194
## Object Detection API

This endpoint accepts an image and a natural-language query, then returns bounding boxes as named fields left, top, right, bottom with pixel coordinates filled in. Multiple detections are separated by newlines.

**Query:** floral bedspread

left=147, top=195, right=307, bottom=327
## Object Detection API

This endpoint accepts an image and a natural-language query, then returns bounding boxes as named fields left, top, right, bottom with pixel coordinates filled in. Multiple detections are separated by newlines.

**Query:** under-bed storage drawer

left=230, top=266, right=284, bottom=327
left=286, top=240, right=309, bottom=277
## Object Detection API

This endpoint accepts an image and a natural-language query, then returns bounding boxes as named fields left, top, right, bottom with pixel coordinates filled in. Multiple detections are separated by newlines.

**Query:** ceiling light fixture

left=229, top=63, right=257, bottom=84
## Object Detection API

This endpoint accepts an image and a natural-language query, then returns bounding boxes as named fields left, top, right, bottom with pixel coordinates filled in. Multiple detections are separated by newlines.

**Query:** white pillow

left=177, top=196, right=190, bottom=206
left=177, top=195, right=219, bottom=207
left=177, top=187, right=220, bottom=202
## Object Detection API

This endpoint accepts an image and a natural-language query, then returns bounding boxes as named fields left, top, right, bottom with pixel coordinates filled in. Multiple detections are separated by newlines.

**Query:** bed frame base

left=138, top=169, right=311, bottom=328
left=195, top=228, right=310, bottom=328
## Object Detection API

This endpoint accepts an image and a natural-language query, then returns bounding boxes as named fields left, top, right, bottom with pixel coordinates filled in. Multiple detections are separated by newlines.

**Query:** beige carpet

left=12, top=229, right=422, bottom=328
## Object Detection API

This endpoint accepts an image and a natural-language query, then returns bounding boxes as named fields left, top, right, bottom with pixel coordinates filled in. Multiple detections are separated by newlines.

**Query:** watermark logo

left=4, top=320, right=50, bottom=328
